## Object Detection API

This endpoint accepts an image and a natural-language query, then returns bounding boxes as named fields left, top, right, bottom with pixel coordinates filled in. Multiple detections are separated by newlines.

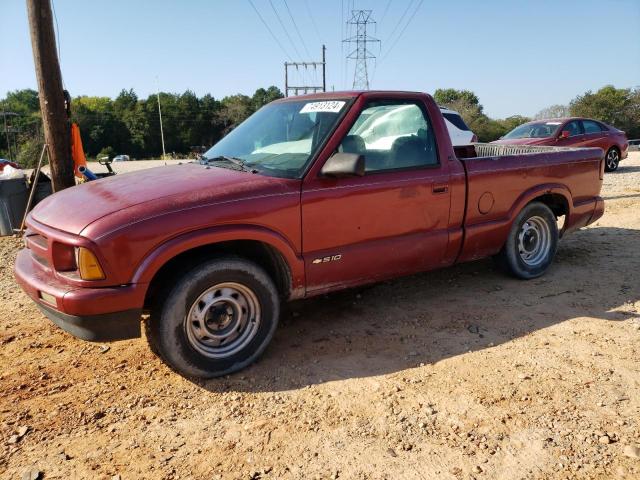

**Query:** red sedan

left=492, top=118, right=629, bottom=171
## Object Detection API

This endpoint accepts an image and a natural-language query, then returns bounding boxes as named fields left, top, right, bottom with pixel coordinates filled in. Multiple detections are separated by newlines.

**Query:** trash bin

left=0, top=177, right=29, bottom=236
left=32, top=175, right=53, bottom=206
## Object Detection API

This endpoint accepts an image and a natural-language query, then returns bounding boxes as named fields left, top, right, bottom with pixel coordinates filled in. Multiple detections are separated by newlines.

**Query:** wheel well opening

left=533, top=193, right=568, bottom=219
left=144, top=240, right=292, bottom=311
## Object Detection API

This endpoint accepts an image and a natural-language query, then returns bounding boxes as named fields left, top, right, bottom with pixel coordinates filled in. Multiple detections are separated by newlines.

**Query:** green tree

left=220, top=94, right=253, bottom=132
left=433, top=88, right=481, bottom=109
left=1, top=89, right=42, bottom=159
left=16, top=135, right=44, bottom=168
left=251, top=86, right=284, bottom=111
left=534, top=104, right=570, bottom=120
left=570, top=85, right=640, bottom=138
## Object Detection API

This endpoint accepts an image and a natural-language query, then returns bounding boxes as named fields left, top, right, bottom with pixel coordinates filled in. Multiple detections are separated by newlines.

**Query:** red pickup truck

left=15, top=91, right=605, bottom=378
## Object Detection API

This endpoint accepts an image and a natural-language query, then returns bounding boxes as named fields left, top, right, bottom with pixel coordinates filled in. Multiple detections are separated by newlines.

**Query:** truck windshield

left=203, top=99, right=349, bottom=178
left=503, top=121, right=562, bottom=139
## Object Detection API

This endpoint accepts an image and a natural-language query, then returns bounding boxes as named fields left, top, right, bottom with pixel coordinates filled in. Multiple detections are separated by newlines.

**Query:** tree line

left=0, top=86, right=283, bottom=167
left=2, top=84, right=638, bottom=168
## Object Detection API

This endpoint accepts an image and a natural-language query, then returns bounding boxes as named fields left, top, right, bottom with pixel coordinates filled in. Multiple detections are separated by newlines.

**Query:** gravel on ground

left=1, top=153, right=639, bottom=479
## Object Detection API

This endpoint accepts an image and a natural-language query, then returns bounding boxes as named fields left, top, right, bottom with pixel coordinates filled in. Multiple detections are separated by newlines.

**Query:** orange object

left=70, top=122, right=87, bottom=178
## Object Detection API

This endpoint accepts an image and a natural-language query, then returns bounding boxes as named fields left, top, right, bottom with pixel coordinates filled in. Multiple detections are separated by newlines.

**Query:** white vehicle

left=439, top=107, right=477, bottom=145
left=113, top=154, right=130, bottom=162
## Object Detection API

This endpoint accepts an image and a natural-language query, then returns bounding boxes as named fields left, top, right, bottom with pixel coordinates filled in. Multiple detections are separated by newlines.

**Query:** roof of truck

left=274, top=90, right=430, bottom=102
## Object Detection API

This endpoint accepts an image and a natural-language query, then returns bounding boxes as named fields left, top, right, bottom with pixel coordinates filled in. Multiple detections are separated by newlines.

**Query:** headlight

left=52, top=242, right=77, bottom=271
left=75, top=247, right=105, bottom=280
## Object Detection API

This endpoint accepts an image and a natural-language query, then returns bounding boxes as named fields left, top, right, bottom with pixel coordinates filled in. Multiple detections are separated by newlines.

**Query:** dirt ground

left=2, top=153, right=639, bottom=480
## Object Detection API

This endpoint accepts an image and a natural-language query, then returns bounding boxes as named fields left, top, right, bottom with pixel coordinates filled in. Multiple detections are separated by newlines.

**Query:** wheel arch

left=509, top=185, right=570, bottom=220
left=510, top=186, right=570, bottom=237
left=135, top=226, right=305, bottom=310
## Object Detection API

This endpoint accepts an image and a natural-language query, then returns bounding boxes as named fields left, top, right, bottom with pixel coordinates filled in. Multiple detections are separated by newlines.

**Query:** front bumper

left=37, top=303, right=141, bottom=342
left=14, top=248, right=143, bottom=342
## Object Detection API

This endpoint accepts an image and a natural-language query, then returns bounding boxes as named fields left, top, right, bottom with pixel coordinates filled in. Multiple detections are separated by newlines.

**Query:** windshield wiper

left=201, top=155, right=257, bottom=173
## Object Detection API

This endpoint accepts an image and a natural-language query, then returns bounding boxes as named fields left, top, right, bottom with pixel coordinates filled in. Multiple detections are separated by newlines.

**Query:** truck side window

left=338, top=102, right=438, bottom=172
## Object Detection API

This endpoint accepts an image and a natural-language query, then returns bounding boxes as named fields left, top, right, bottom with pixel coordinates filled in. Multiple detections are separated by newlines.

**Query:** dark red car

left=492, top=117, right=628, bottom=171
left=15, top=92, right=605, bottom=378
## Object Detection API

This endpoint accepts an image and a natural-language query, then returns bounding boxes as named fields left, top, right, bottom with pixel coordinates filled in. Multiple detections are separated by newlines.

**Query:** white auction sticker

left=300, top=101, right=346, bottom=114
left=546, top=122, right=562, bottom=125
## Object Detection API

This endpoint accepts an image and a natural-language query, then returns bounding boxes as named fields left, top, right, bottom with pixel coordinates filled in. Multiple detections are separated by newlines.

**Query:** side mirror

left=321, top=152, right=365, bottom=178
left=559, top=130, right=570, bottom=139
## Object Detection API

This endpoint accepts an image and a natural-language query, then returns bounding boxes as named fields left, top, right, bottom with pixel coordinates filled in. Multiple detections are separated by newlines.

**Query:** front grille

left=32, top=252, right=50, bottom=268
left=25, top=232, right=51, bottom=268
left=29, top=234, right=48, bottom=249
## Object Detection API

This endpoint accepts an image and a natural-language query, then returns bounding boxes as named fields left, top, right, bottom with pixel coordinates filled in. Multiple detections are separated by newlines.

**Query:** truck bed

left=453, top=143, right=605, bottom=262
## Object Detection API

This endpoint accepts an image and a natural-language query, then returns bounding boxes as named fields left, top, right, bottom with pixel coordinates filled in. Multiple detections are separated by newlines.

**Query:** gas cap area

left=478, top=192, right=495, bottom=214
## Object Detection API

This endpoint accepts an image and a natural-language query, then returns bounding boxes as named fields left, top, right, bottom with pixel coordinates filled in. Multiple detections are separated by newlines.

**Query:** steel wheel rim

left=185, top=282, right=261, bottom=359
left=517, top=216, right=551, bottom=267
left=606, top=150, right=619, bottom=170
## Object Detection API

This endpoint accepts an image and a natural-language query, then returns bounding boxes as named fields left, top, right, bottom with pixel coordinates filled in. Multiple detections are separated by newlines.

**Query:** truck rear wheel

left=146, top=257, right=280, bottom=379
left=494, top=202, right=558, bottom=279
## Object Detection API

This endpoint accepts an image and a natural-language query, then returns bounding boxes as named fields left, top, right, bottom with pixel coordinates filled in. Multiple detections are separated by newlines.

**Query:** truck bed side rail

left=455, top=143, right=594, bottom=159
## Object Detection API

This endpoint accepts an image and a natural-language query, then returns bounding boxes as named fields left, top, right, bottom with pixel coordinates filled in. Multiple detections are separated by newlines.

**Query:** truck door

left=301, top=99, right=452, bottom=293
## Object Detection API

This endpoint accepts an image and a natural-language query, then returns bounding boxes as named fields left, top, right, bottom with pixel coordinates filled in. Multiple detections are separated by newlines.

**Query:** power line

left=382, top=0, right=415, bottom=49
left=340, top=0, right=344, bottom=89
left=282, top=0, right=312, bottom=58
left=50, top=0, right=66, bottom=91
left=268, top=0, right=303, bottom=60
left=303, top=0, right=323, bottom=44
left=282, top=0, right=315, bottom=83
left=380, top=0, right=424, bottom=62
left=379, top=0, right=392, bottom=25
left=247, top=0, right=293, bottom=61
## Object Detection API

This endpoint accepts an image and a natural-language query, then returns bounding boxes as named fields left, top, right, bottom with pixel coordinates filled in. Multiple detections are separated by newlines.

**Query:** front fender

left=130, top=225, right=306, bottom=298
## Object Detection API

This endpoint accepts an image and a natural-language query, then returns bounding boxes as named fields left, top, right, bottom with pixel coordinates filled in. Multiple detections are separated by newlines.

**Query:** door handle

left=432, top=183, right=448, bottom=194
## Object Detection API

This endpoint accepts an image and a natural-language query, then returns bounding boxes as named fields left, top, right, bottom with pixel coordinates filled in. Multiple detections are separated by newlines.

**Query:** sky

left=1, top=0, right=639, bottom=118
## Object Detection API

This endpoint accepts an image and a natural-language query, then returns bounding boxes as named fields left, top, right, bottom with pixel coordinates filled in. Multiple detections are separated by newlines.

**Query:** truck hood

left=31, top=163, right=297, bottom=236
left=491, top=137, right=553, bottom=146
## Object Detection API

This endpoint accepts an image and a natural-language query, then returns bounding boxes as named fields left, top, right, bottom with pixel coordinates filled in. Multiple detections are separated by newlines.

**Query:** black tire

left=494, top=202, right=558, bottom=279
left=604, top=147, right=620, bottom=172
left=145, top=257, right=280, bottom=379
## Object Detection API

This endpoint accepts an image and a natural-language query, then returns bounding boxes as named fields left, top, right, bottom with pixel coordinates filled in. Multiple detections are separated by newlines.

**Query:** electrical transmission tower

left=343, top=10, right=380, bottom=90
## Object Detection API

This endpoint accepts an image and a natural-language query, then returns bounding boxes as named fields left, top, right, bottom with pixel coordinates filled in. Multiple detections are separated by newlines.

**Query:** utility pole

left=343, top=10, right=380, bottom=90
left=156, top=77, right=166, bottom=159
left=26, top=0, right=75, bottom=191
left=284, top=45, right=326, bottom=97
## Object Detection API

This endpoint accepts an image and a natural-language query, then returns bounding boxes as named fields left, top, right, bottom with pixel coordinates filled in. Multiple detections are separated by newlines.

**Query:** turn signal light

left=76, top=247, right=105, bottom=280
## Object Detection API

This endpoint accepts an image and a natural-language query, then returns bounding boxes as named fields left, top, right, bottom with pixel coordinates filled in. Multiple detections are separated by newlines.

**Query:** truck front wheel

left=494, top=202, right=558, bottom=279
left=146, top=257, right=280, bottom=378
